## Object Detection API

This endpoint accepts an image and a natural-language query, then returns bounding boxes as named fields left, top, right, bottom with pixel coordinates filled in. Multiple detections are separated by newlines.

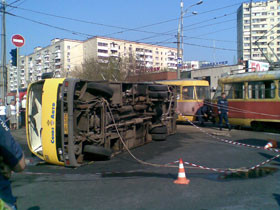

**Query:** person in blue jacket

left=217, top=92, right=231, bottom=131
left=0, top=118, right=25, bottom=209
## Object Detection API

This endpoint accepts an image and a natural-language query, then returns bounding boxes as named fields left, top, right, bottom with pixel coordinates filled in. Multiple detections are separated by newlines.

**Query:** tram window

left=224, top=84, right=233, bottom=99
left=196, top=86, right=210, bottom=99
left=248, top=81, right=275, bottom=99
left=182, top=86, right=194, bottom=100
left=213, top=86, right=222, bottom=99
left=232, top=83, right=245, bottom=99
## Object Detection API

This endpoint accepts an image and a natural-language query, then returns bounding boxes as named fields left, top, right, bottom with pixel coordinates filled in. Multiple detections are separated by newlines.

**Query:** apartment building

left=8, top=36, right=177, bottom=92
left=237, top=0, right=280, bottom=62
left=8, top=38, right=83, bottom=91
left=83, top=36, right=177, bottom=71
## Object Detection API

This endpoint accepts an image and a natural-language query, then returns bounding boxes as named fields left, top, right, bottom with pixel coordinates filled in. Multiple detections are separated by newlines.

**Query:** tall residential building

left=83, top=36, right=177, bottom=70
left=8, top=38, right=84, bottom=91
left=8, top=36, right=177, bottom=92
left=237, top=0, right=280, bottom=63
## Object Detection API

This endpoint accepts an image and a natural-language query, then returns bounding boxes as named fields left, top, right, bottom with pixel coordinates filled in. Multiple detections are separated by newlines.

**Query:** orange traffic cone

left=174, top=158, right=190, bottom=185
left=264, top=139, right=277, bottom=149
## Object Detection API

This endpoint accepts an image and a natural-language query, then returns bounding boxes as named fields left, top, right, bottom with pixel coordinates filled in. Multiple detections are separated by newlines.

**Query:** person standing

left=0, top=117, right=25, bottom=209
left=21, top=95, right=27, bottom=127
left=217, top=92, right=231, bottom=131
left=0, top=99, right=6, bottom=122
left=6, top=100, right=17, bottom=130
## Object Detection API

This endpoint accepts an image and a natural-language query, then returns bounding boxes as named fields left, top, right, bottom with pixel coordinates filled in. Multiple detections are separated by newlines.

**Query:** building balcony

left=97, top=52, right=109, bottom=57
left=97, top=45, right=109, bottom=51
left=110, top=53, right=119, bottom=57
left=145, top=57, right=153, bottom=62
left=55, top=54, right=61, bottom=59
left=168, top=60, right=177, bottom=64
left=55, top=62, right=61, bottom=66
left=110, top=45, right=118, bottom=51
left=55, top=49, right=61, bottom=53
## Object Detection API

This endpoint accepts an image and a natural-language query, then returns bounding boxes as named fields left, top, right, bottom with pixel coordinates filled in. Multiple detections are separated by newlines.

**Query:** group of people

left=196, top=92, right=231, bottom=131
left=0, top=96, right=27, bottom=130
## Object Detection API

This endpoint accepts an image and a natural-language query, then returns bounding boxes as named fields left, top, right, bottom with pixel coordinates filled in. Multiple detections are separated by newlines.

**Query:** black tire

left=83, top=145, right=112, bottom=158
left=149, top=91, right=168, bottom=99
left=87, top=82, right=114, bottom=98
left=150, top=125, right=167, bottom=134
left=136, top=84, right=147, bottom=96
left=152, top=133, right=167, bottom=141
left=42, top=72, right=53, bottom=79
left=148, top=85, right=168, bottom=92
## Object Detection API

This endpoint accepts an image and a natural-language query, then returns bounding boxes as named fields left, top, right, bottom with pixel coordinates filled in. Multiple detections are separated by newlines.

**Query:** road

left=10, top=124, right=280, bottom=210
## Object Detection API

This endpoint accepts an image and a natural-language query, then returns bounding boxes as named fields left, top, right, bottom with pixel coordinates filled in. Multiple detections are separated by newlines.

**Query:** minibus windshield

left=27, top=81, right=44, bottom=155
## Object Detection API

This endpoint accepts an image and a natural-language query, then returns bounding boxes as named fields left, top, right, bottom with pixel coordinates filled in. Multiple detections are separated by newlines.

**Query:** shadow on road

left=273, top=194, right=280, bottom=207
left=27, top=206, right=40, bottom=210
left=102, top=171, right=175, bottom=179
left=236, top=139, right=270, bottom=147
left=258, top=152, right=280, bottom=163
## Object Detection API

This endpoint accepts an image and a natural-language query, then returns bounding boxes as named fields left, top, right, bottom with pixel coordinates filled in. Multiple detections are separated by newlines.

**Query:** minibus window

left=196, top=86, right=210, bottom=100
left=182, top=86, right=194, bottom=100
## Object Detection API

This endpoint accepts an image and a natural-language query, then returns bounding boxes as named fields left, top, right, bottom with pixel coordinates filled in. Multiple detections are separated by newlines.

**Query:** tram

left=158, top=79, right=210, bottom=122
left=213, top=70, right=280, bottom=129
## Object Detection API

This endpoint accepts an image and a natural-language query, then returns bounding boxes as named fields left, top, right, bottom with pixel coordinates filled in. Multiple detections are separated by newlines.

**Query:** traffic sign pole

left=16, top=47, right=20, bottom=129
left=11, top=34, right=25, bottom=129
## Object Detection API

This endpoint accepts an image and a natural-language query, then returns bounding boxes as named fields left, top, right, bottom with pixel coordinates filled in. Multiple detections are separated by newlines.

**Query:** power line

left=134, top=12, right=237, bottom=42
left=6, top=12, right=94, bottom=38
left=3, top=1, right=245, bottom=38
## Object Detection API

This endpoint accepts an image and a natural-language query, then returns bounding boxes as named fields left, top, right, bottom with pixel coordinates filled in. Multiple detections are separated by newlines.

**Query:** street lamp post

left=177, top=0, right=203, bottom=79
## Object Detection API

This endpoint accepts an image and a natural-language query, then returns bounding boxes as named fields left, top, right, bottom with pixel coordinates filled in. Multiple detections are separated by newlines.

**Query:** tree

left=70, top=56, right=133, bottom=81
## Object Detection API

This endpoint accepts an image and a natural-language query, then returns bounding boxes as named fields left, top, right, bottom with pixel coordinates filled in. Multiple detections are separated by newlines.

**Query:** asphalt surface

left=10, top=124, right=280, bottom=210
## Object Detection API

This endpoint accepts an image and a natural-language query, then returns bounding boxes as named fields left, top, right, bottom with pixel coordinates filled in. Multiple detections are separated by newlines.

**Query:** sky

left=2, top=0, right=248, bottom=65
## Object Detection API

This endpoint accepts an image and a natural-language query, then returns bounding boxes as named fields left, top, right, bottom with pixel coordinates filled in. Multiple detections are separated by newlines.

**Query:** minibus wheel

left=150, top=125, right=168, bottom=134
left=151, top=133, right=167, bottom=141
left=87, top=82, right=114, bottom=98
left=148, top=91, right=168, bottom=99
left=148, top=85, right=168, bottom=91
left=83, top=145, right=112, bottom=158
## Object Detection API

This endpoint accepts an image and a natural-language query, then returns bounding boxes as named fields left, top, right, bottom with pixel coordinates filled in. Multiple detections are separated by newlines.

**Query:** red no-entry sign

left=11, top=34, right=25, bottom=48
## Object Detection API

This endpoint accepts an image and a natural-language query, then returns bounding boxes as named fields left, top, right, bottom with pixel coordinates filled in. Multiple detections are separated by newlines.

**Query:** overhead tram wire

left=5, top=10, right=238, bottom=45
left=5, top=12, right=94, bottom=38
left=5, top=11, right=239, bottom=58
left=3, top=1, right=247, bottom=38
left=133, top=12, right=237, bottom=43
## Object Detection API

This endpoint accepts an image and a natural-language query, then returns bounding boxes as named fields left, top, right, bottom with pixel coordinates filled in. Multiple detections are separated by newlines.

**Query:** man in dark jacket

left=0, top=118, right=25, bottom=209
left=217, top=92, right=231, bottom=131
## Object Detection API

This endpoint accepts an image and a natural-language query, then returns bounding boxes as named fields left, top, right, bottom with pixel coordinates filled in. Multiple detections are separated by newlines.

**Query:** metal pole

left=177, top=0, right=183, bottom=80
left=16, top=47, right=19, bottom=129
left=180, top=0, right=184, bottom=67
left=249, top=0, right=252, bottom=60
left=1, top=0, right=6, bottom=104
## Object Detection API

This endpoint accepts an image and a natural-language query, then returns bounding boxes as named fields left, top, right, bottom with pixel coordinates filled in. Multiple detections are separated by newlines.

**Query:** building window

left=98, top=49, right=108, bottom=53
left=67, top=59, right=70, bottom=62
left=67, top=45, right=70, bottom=50
left=98, top=42, right=108, bottom=47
